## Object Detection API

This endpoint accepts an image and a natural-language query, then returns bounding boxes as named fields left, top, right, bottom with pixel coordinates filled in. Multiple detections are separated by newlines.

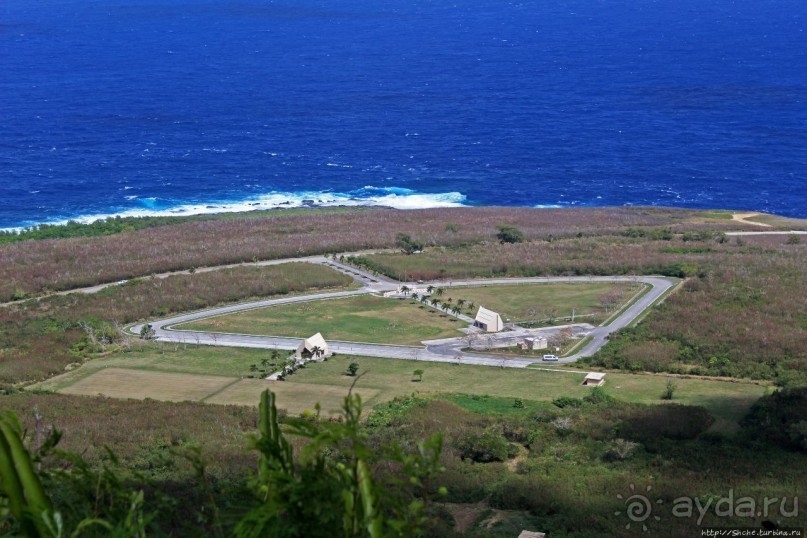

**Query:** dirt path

left=731, top=212, right=772, bottom=227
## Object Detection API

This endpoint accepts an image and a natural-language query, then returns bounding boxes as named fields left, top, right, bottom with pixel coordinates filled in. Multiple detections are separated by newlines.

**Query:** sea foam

left=0, top=187, right=467, bottom=232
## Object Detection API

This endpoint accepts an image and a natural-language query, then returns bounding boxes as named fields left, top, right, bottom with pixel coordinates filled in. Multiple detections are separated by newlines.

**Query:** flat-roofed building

left=583, top=372, right=606, bottom=386
left=524, top=336, right=548, bottom=350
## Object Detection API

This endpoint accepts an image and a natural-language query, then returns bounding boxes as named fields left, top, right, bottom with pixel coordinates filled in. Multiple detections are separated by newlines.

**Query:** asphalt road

left=130, top=264, right=677, bottom=369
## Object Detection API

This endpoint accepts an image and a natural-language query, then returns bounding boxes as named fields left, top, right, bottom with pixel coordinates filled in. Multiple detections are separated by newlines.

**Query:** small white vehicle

left=542, top=354, right=559, bottom=362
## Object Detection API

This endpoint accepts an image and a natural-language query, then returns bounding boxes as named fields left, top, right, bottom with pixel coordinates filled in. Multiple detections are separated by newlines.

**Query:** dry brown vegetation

left=2, top=392, right=258, bottom=477
left=0, top=263, right=352, bottom=385
left=0, top=206, right=753, bottom=301
left=591, top=239, right=807, bottom=385
left=354, top=234, right=807, bottom=385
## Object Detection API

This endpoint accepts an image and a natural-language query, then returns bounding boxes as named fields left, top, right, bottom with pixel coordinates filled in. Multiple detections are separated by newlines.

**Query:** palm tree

left=310, top=345, right=323, bottom=361
left=452, top=305, right=461, bottom=316
left=400, top=285, right=410, bottom=296
left=467, top=302, right=475, bottom=313
left=411, top=292, right=419, bottom=302
left=457, top=298, right=466, bottom=309
left=435, top=287, right=445, bottom=297
left=426, top=285, right=435, bottom=294
left=420, top=295, right=429, bottom=305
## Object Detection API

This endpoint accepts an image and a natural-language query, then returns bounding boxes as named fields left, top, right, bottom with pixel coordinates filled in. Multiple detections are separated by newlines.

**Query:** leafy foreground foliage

left=0, top=389, right=446, bottom=537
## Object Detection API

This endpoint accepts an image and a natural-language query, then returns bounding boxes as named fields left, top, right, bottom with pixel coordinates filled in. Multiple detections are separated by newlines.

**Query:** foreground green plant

left=1, top=387, right=444, bottom=537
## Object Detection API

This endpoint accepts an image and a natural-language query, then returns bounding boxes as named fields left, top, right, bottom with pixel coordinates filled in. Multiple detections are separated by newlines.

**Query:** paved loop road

left=130, top=258, right=677, bottom=369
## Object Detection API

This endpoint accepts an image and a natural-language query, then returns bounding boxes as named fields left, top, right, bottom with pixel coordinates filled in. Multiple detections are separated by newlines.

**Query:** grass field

left=59, top=368, right=238, bottom=402
left=205, top=379, right=380, bottom=415
left=36, top=344, right=768, bottom=433
left=176, top=294, right=464, bottom=345
left=438, top=282, right=634, bottom=322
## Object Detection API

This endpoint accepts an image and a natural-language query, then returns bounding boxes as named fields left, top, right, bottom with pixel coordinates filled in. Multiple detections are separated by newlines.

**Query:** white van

left=542, top=354, right=559, bottom=362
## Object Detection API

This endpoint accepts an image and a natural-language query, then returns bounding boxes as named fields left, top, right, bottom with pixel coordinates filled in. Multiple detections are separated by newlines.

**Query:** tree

left=399, top=285, right=410, bottom=296
left=139, top=323, right=155, bottom=340
left=411, top=292, right=419, bottom=302
left=396, top=233, right=424, bottom=255
left=496, top=225, right=524, bottom=244
left=260, top=357, right=271, bottom=373
left=347, top=362, right=360, bottom=376
left=310, top=346, right=324, bottom=361
left=662, top=378, right=678, bottom=400
left=426, top=285, right=435, bottom=295
left=456, top=299, right=466, bottom=310
left=600, top=289, right=624, bottom=313
left=413, top=369, right=424, bottom=382
left=467, top=302, right=475, bottom=313
left=435, top=287, right=445, bottom=297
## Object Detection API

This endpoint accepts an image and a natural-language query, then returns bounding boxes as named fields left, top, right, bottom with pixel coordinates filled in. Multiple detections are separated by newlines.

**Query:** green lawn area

left=284, top=355, right=766, bottom=433
left=437, top=282, right=635, bottom=323
left=35, top=344, right=767, bottom=433
left=176, top=294, right=464, bottom=345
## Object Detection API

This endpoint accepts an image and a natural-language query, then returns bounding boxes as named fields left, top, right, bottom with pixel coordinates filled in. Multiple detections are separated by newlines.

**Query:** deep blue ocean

left=2, top=0, right=806, bottom=229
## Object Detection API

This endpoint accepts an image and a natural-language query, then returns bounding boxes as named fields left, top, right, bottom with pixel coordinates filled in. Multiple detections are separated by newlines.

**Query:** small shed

left=524, top=336, right=548, bottom=350
left=295, top=332, right=330, bottom=360
left=474, top=306, right=504, bottom=332
left=583, top=372, right=606, bottom=387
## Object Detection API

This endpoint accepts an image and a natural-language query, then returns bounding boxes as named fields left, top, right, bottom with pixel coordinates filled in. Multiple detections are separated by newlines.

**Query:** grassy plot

left=205, top=380, right=379, bottom=415
left=36, top=344, right=768, bottom=431
left=285, top=356, right=766, bottom=432
left=32, top=345, right=273, bottom=392
left=438, top=282, right=634, bottom=323
left=59, top=368, right=237, bottom=403
left=177, top=294, right=464, bottom=345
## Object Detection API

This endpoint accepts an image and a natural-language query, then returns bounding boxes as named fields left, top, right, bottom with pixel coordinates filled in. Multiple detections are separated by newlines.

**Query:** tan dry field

left=60, top=368, right=237, bottom=402
left=57, top=366, right=378, bottom=415
left=205, top=378, right=380, bottom=416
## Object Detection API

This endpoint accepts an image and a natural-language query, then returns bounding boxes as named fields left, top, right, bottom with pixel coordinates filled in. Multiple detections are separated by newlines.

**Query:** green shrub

left=553, top=396, right=584, bottom=409
left=583, top=387, right=614, bottom=405
left=741, top=387, right=807, bottom=452
left=456, top=428, right=511, bottom=463
left=495, top=225, right=524, bottom=244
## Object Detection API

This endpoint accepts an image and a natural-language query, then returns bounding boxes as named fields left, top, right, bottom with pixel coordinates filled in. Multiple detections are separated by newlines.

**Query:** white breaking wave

left=0, top=187, right=467, bottom=232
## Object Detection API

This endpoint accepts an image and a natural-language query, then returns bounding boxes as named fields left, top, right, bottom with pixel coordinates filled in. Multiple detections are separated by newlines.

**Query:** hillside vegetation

left=350, top=234, right=807, bottom=386
left=0, top=263, right=352, bottom=385
left=0, top=206, right=752, bottom=301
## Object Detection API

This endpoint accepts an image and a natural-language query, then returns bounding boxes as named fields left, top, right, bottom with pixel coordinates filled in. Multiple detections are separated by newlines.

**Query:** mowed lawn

left=35, top=344, right=768, bottom=432
left=438, top=282, right=635, bottom=321
left=177, top=294, right=463, bottom=345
